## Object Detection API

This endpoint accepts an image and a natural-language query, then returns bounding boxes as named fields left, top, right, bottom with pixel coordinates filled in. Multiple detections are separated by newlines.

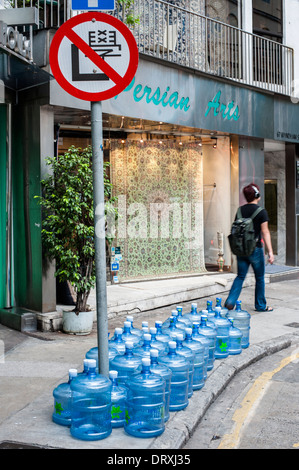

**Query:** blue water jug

left=109, top=341, right=142, bottom=385
left=227, top=318, right=243, bottom=355
left=149, top=349, right=172, bottom=422
left=149, top=327, right=169, bottom=355
left=183, top=302, right=202, bottom=324
left=176, top=306, right=192, bottom=328
left=126, top=315, right=144, bottom=342
left=197, top=315, right=217, bottom=370
left=121, top=321, right=142, bottom=347
left=155, top=321, right=172, bottom=344
left=133, top=333, right=163, bottom=358
left=158, top=341, right=189, bottom=411
left=227, top=300, right=251, bottom=349
left=86, top=345, right=116, bottom=369
left=175, top=333, right=195, bottom=397
left=162, top=316, right=186, bottom=340
left=124, top=357, right=166, bottom=438
left=78, top=359, right=90, bottom=377
left=70, top=359, right=112, bottom=441
left=214, top=297, right=228, bottom=317
left=109, top=370, right=128, bottom=428
left=191, top=322, right=209, bottom=380
left=108, top=327, right=126, bottom=357
left=200, top=309, right=217, bottom=330
left=52, top=369, right=78, bottom=426
left=183, top=328, right=205, bottom=390
left=213, top=307, right=230, bottom=359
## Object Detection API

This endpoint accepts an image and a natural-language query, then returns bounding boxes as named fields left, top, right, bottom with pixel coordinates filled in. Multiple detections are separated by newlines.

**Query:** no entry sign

left=49, top=12, right=139, bottom=101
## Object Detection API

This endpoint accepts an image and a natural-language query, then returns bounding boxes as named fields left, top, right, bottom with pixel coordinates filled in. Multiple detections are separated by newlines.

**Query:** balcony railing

left=2, top=0, right=294, bottom=96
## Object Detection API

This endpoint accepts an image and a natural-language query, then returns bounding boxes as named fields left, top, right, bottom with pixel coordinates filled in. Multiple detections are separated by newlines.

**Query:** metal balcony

left=2, top=0, right=294, bottom=97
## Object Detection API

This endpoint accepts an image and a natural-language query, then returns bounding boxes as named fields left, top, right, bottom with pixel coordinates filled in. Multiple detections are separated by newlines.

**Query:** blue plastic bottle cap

left=150, top=327, right=157, bottom=334
left=169, top=341, right=177, bottom=349
left=115, top=327, right=123, bottom=334
left=109, top=370, right=118, bottom=379
left=124, top=321, right=131, bottom=328
left=125, top=341, right=134, bottom=349
left=176, top=333, right=184, bottom=341
left=142, top=327, right=149, bottom=333
left=142, top=321, right=148, bottom=327
left=177, top=305, right=182, bottom=309
left=191, top=303, right=197, bottom=308
left=185, top=328, right=192, bottom=335
left=69, top=369, right=78, bottom=378
left=88, top=359, right=96, bottom=369
left=202, top=310, right=208, bottom=314
left=150, top=349, right=159, bottom=357
left=144, top=334, right=151, bottom=342
left=215, top=307, right=221, bottom=313
left=126, top=315, right=134, bottom=322
left=155, top=321, right=162, bottom=326
left=142, top=357, right=151, bottom=366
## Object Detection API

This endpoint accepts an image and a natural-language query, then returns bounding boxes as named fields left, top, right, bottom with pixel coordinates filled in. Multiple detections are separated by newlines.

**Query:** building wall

left=0, top=105, right=6, bottom=307
left=110, top=139, right=205, bottom=280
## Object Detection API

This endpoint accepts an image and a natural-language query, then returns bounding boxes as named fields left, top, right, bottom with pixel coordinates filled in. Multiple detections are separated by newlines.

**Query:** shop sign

left=115, top=76, right=191, bottom=112
left=0, top=21, right=32, bottom=59
left=205, top=91, right=240, bottom=121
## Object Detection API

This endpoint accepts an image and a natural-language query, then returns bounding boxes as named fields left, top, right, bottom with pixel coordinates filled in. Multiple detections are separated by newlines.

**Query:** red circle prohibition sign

left=49, top=12, right=139, bottom=101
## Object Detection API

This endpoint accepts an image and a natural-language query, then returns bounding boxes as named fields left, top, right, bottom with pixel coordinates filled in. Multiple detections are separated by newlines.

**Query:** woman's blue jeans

left=225, top=246, right=266, bottom=311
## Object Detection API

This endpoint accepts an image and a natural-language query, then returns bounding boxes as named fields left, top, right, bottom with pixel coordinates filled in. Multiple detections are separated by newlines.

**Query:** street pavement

left=0, top=269, right=299, bottom=450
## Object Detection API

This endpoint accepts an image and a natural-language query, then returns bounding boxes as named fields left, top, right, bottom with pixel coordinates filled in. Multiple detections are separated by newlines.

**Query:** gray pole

left=91, top=100, right=109, bottom=377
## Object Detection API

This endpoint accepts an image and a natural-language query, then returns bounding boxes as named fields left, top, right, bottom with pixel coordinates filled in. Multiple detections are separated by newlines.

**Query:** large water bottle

left=124, top=357, right=166, bottom=438
left=149, top=349, right=172, bottom=422
left=162, top=316, right=186, bottom=340
left=126, top=316, right=144, bottom=342
left=86, top=345, right=115, bottom=369
left=155, top=321, right=172, bottom=344
left=227, top=300, right=251, bottom=349
left=213, top=307, right=230, bottom=359
left=109, top=370, right=127, bottom=428
left=183, top=329, right=205, bottom=390
left=70, top=359, right=112, bottom=441
left=162, top=310, right=187, bottom=332
left=121, top=321, right=142, bottom=347
left=191, top=322, right=209, bottom=380
left=197, top=315, right=217, bottom=370
left=52, top=369, right=78, bottom=426
left=214, top=297, right=228, bottom=317
left=149, top=327, right=169, bottom=355
left=176, top=306, right=192, bottom=328
left=158, top=341, right=189, bottom=411
left=175, top=334, right=195, bottom=397
left=183, top=302, right=202, bottom=324
left=227, top=318, right=243, bottom=355
left=133, top=333, right=162, bottom=358
left=109, top=342, right=142, bottom=385
left=108, top=328, right=126, bottom=357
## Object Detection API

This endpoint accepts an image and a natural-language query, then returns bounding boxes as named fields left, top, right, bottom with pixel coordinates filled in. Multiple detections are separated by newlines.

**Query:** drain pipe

left=5, top=103, right=12, bottom=308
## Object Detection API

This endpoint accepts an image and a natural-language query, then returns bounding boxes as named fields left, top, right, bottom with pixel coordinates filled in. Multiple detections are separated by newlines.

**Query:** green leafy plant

left=117, top=0, right=140, bottom=26
left=36, top=145, right=118, bottom=314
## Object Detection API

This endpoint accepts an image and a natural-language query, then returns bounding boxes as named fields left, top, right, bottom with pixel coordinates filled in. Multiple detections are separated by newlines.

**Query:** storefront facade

left=50, top=55, right=299, bottom=283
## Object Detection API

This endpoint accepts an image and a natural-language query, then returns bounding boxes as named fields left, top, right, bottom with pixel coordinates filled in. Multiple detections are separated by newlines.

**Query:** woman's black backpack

left=228, top=206, right=263, bottom=257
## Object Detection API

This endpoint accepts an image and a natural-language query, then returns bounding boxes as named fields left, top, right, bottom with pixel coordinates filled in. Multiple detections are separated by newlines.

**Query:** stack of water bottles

left=51, top=300, right=250, bottom=441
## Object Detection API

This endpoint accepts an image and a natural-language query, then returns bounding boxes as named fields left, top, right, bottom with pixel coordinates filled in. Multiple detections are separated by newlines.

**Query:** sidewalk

left=0, top=267, right=299, bottom=449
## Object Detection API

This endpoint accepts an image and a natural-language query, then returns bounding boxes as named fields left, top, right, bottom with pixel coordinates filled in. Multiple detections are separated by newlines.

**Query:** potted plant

left=36, top=145, right=118, bottom=334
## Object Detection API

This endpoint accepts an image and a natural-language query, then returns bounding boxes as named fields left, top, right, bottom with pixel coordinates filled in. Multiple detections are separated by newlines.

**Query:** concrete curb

left=150, top=332, right=299, bottom=449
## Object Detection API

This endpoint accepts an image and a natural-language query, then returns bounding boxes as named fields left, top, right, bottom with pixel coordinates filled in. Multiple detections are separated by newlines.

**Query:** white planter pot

left=62, top=310, right=94, bottom=335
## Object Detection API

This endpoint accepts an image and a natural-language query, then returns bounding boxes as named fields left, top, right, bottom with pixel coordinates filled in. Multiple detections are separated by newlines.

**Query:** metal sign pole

left=91, top=100, right=109, bottom=377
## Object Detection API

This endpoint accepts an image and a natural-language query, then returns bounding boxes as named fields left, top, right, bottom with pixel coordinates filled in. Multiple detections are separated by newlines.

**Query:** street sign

left=49, top=12, right=139, bottom=101
left=72, top=0, right=115, bottom=11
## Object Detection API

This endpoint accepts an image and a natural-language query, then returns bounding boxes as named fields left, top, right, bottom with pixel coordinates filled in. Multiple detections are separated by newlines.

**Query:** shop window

left=265, top=179, right=277, bottom=255
left=205, top=1, right=243, bottom=79
left=252, top=0, right=283, bottom=85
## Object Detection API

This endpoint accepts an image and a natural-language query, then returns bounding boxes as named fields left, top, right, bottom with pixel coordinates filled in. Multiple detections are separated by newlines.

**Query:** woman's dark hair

left=243, top=183, right=260, bottom=203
